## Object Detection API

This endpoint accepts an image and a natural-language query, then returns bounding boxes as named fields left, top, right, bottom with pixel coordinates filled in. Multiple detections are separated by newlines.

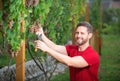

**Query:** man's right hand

left=35, top=27, right=43, bottom=36
left=34, top=22, right=44, bottom=36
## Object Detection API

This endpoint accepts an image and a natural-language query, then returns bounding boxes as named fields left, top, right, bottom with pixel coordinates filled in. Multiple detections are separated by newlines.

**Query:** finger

left=34, top=40, right=42, bottom=47
left=35, top=48, right=38, bottom=52
left=34, top=40, right=39, bottom=48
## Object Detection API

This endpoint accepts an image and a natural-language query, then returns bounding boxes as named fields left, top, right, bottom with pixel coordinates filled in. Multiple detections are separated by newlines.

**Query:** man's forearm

left=46, top=47, right=71, bottom=66
left=41, top=34, right=67, bottom=55
left=42, top=34, right=57, bottom=49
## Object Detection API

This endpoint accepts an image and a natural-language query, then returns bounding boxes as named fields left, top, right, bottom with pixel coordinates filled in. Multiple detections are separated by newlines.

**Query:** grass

left=99, top=34, right=120, bottom=81
left=50, top=69, right=70, bottom=81
left=50, top=34, right=120, bottom=81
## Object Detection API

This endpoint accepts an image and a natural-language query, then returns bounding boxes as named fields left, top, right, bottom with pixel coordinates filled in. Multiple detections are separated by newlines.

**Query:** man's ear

left=88, top=33, right=93, bottom=39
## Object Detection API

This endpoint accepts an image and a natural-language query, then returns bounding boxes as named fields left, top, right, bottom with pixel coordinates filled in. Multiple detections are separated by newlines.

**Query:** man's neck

left=78, top=43, right=89, bottom=51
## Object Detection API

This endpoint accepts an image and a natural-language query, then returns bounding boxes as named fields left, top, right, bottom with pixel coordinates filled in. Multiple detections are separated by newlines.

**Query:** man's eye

left=75, top=32, right=78, bottom=34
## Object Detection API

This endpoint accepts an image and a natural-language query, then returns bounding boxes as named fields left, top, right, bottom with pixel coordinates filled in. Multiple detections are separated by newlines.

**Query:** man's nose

left=77, top=33, right=81, bottom=37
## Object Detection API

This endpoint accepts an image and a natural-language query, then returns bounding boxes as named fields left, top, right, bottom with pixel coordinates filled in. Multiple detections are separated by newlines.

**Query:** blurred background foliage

left=102, top=8, right=120, bottom=35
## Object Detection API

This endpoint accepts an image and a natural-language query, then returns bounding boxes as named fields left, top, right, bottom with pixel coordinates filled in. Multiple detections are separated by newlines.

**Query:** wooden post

left=95, top=1, right=102, bottom=55
left=16, top=20, right=25, bottom=81
left=95, top=30, right=101, bottom=54
left=16, top=0, right=25, bottom=81
left=85, top=2, right=89, bottom=22
left=0, top=0, right=2, bottom=10
left=85, top=2, right=95, bottom=47
left=72, top=14, right=76, bottom=44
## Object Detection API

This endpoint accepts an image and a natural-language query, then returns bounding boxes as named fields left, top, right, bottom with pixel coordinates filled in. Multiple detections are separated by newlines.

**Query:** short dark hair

left=76, top=21, right=93, bottom=33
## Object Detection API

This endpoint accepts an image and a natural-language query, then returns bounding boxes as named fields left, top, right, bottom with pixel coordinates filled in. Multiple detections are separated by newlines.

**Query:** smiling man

left=35, top=21, right=100, bottom=81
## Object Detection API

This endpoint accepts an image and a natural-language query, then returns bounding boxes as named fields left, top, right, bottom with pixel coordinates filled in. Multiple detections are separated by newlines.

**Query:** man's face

left=75, top=26, right=92, bottom=46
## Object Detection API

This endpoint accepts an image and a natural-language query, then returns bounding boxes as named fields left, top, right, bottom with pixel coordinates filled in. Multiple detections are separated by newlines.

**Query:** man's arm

left=35, top=40, right=89, bottom=68
left=36, top=27, right=68, bottom=55
left=42, top=34, right=67, bottom=55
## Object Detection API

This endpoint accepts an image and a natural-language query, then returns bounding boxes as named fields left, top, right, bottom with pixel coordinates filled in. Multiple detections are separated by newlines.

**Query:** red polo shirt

left=66, top=45, right=100, bottom=81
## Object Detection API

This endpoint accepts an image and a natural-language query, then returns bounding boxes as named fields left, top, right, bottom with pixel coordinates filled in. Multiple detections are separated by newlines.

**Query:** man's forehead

left=76, top=26, right=88, bottom=30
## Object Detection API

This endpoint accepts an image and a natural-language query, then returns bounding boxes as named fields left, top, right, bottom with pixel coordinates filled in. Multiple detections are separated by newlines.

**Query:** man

left=35, top=21, right=100, bottom=81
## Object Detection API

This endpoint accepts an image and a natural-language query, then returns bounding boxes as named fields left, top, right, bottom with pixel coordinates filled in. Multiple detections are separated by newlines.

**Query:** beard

left=75, top=38, right=88, bottom=46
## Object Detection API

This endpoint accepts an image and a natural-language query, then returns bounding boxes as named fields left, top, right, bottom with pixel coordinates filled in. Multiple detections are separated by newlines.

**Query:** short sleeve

left=65, top=45, right=70, bottom=55
left=65, top=45, right=78, bottom=56
left=82, top=49, right=100, bottom=66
